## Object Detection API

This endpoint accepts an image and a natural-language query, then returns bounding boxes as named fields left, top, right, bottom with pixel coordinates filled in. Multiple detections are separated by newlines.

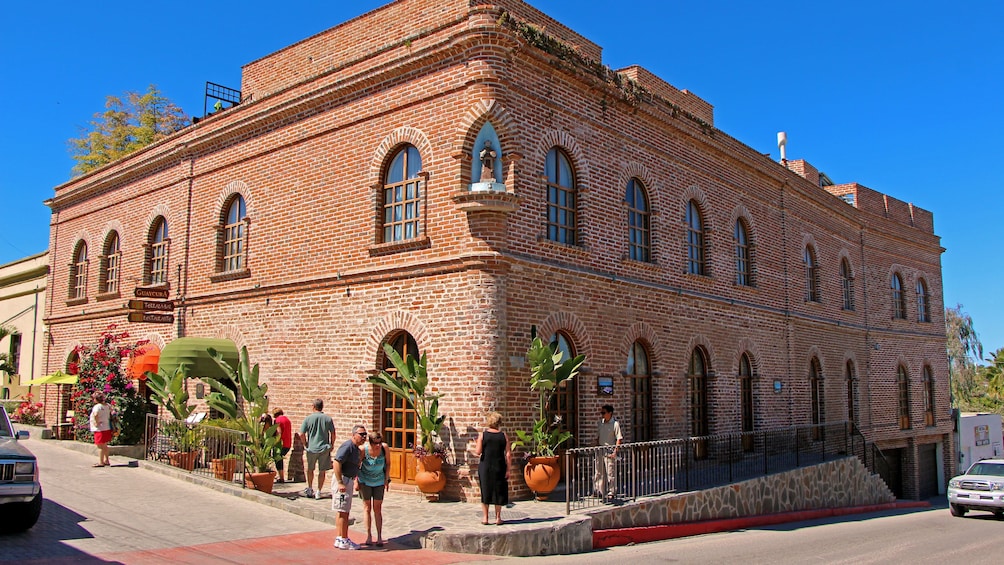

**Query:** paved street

left=473, top=498, right=1003, bottom=565
left=1, top=437, right=491, bottom=564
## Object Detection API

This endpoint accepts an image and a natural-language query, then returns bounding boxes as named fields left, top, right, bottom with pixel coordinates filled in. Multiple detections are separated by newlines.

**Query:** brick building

left=42, top=0, right=950, bottom=501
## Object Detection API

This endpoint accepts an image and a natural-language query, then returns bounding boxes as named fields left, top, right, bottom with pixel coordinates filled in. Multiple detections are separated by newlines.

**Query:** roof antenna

left=777, top=131, right=788, bottom=168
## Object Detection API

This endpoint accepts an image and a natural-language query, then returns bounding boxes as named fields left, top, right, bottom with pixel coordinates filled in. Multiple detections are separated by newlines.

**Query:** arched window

left=545, top=148, right=577, bottom=245
left=148, top=218, right=169, bottom=286
left=689, top=347, right=709, bottom=458
left=735, top=219, right=751, bottom=286
left=840, top=258, right=854, bottom=311
left=686, top=200, right=705, bottom=275
left=810, top=357, right=824, bottom=439
left=627, top=340, right=652, bottom=441
left=626, top=179, right=650, bottom=262
left=382, top=145, right=423, bottom=242
left=70, top=242, right=88, bottom=300
left=916, top=278, right=930, bottom=323
left=846, top=360, right=857, bottom=426
left=221, top=194, right=247, bottom=272
left=739, top=353, right=754, bottom=451
left=922, top=366, right=935, bottom=426
left=101, top=232, right=121, bottom=295
left=897, top=365, right=911, bottom=429
left=804, top=246, right=819, bottom=302
left=891, top=273, right=906, bottom=319
left=380, top=332, right=419, bottom=485
left=549, top=332, right=579, bottom=445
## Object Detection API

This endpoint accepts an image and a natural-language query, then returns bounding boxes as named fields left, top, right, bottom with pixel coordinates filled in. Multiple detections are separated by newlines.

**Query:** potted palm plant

left=204, top=346, right=281, bottom=494
left=146, top=365, right=203, bottom=471
left=367, top=343, right=447, bottom=498
left=511, top=336, right=584, bottom=499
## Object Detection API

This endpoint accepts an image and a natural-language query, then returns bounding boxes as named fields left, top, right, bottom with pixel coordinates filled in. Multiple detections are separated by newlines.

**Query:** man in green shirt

left=299, top=398, right=336, bottom=500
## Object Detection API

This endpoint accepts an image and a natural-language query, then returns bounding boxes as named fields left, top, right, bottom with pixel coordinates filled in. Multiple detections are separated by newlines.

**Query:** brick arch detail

left=730, top=203, right=755, bottom=235
left=536, top=311, right=592, bottom=358
left=842, top=352, right=860, bottom=377
left=685, top=334, right=716, bottom=376
left=138, top=333, right=167, bottom=350
left=213, top=324, right=248, bottom=351
left=61, top=342, right=84, bottom=371
left=143, top=206, right=173, bottom=244
left=100, top=221, right=125, bottom=251
left=806, top=346, right=826, bottom=378
left=365, top=311, right=432, bottom=368
left=801, top=232, right=818, bottom=252
left=454, top=99, right=518, bottom=157
left=537, top=130, right=591, bottom=194
left=732, top=338, right=762, bottom=377
left=369, top=127, right=434, bottom=180
left=70, top=231, right=92, bottom=258
left=681, top=185, right=711, bottom=224
left=619, top=322, right=663, bottom=374
left=214, top=180, right=254, bottom=221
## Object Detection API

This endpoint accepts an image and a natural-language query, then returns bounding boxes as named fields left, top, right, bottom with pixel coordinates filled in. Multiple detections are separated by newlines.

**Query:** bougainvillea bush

left=12, top=393, right=45, bottom=425
left=70, top=325, right=150, bottom=445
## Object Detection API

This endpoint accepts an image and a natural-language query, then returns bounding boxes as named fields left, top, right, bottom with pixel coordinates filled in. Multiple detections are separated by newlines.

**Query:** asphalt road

left=475, top=498, right=1004, bottom=564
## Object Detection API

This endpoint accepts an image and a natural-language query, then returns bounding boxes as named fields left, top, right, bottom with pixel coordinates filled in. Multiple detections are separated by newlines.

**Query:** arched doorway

left=380, top=332, right=419, bottom=486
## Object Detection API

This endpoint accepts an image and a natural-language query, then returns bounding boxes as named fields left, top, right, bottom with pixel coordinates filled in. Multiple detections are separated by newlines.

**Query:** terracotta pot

left=211, top=458, right=237, bottom=481
left=415, top=454, right=447, bottom=496
left=246, top=471, right=275, bottom=494
left=524, top=455, right=560, bottom=500
left=167, top=450, right=198, bottom=472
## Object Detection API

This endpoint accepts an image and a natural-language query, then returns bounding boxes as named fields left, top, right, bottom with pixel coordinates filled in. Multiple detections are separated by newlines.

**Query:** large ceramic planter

left=211, top=458, right=238, bottom=481
left=246, top=471, right=275, bottom=494
left=524, top=455, right=560, bottom=500
left=167, top=450, right=198, bottom=472
left=415, top=454, right=447, bottom=499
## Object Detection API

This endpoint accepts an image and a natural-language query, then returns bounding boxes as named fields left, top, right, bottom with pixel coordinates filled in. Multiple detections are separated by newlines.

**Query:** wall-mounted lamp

left=195, top=383, right=205, bottom=399
left=773, top=379, right=783, bottom=394
left=873, top=343, right=881, bottom=350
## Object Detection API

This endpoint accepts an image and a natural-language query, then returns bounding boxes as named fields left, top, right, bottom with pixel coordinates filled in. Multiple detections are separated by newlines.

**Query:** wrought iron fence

left=564, top=421, right=857, bottom=513
left=144, top=413, right=247, bottom=485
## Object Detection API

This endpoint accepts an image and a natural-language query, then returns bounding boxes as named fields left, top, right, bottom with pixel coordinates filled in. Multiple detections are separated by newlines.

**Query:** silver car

left=948, top=459, right=1004, bottom=518
left=0, top=407, right=42, bottom=531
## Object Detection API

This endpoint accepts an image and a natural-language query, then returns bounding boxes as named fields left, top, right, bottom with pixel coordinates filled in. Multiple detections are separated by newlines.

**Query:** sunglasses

left=357, top=431, right=368, bottom=437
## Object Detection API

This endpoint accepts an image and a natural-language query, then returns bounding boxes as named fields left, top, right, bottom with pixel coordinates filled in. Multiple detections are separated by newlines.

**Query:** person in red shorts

left=89, top=392, right=113, bottom=467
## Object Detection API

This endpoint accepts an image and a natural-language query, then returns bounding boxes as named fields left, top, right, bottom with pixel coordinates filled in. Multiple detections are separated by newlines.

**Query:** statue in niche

left=478, top=141, right=498, bottom=183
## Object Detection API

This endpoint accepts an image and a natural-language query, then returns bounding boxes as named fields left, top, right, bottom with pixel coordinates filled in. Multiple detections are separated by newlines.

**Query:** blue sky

left=2, top=1, right=1001, bottom=355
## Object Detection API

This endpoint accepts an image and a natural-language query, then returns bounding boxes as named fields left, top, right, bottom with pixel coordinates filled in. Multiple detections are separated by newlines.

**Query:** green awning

left=158, top=337, right=239, bottom=381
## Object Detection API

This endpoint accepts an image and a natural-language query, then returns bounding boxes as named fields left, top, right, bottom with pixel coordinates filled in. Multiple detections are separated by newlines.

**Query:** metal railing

left=144, top=414, right=247, bottom=485
left=565, top=421, right=855, bottom=513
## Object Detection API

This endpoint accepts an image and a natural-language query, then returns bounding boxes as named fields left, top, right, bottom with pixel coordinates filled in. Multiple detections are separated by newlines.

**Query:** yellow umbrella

left=23, top=370, right=78, bottom=386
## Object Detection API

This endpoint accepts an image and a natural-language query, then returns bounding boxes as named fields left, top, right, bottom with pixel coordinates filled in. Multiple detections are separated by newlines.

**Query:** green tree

left=981, top=348, right=1004, bottom=405
left=0, top=325, right=16, bottom=378
left=69, top=84, right=189, bottom=176
left=946, top=304, right=983, bottom=410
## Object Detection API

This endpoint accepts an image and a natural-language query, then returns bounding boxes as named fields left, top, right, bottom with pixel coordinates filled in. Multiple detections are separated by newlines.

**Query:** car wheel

left=950, top=503, right=967, bottom=517
left=995, top=510, right=1004, bottom=520
left=0, top=491, right=43, bottom=532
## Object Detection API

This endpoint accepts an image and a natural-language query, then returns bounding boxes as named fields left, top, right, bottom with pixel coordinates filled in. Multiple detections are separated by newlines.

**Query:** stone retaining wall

left=589, top=456, right=895, bottom=530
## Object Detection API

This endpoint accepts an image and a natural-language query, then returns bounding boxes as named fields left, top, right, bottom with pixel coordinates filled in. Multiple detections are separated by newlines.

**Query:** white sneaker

left=314, top=490, right=322, bottom=500
left=334, top=537, right=359, bottom=550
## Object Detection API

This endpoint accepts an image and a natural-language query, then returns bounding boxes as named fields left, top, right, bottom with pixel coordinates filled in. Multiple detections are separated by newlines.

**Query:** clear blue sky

left=2, top=1, right=1001, bottom=354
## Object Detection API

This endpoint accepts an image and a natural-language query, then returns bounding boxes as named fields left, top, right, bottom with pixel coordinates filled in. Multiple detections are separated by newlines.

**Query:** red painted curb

left=593, top=501, right=931, bottom=549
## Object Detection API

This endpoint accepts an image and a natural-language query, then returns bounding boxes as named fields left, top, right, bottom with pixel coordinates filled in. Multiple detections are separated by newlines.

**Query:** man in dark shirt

left=332, top=424, right=367, bottom=550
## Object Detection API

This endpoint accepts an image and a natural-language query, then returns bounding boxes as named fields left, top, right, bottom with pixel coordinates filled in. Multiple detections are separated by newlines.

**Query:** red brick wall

left=43, top=0, right=950, bottom=501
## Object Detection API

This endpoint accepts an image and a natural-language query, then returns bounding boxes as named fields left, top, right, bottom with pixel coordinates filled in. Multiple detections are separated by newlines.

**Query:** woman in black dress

left=473, top=411, right=511, bottom=525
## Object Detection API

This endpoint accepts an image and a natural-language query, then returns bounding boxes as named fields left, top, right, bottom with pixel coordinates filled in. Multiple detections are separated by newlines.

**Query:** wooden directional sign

left=127, top=299, right=174, bottom=312
left=128, top=312, right=174, bottom=324
left=135, top=287, right=170, bottom=299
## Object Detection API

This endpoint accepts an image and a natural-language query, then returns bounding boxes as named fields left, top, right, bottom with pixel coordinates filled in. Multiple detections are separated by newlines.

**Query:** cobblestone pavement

left=2, top=432, right=579, bottom=563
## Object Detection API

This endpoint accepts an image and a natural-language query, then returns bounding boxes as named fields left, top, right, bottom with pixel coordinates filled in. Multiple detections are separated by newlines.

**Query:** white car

left=948, top=458, right=1004, bottom=518
left=0, top=407, right=42, bottom=531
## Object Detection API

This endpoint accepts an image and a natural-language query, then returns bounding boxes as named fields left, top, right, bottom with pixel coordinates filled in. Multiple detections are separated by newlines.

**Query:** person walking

left=357, top=431, right=391, bottom=546
left=332, top=424, right=367, bottom=551
left=273, top=408, right=293, bottom=483
left=472, top=411, right=511, bottom=525
left=594, top=404, right=622, bottom=501
left=299, top=399, right=336, bottom=499
left=89, top=392, right=112, bottom=467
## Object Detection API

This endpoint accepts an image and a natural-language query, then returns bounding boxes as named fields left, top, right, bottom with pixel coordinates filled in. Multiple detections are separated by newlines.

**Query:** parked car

left=0, top=407, right=42, bottom=531
left=948, top=458, right=1004, bottom=518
